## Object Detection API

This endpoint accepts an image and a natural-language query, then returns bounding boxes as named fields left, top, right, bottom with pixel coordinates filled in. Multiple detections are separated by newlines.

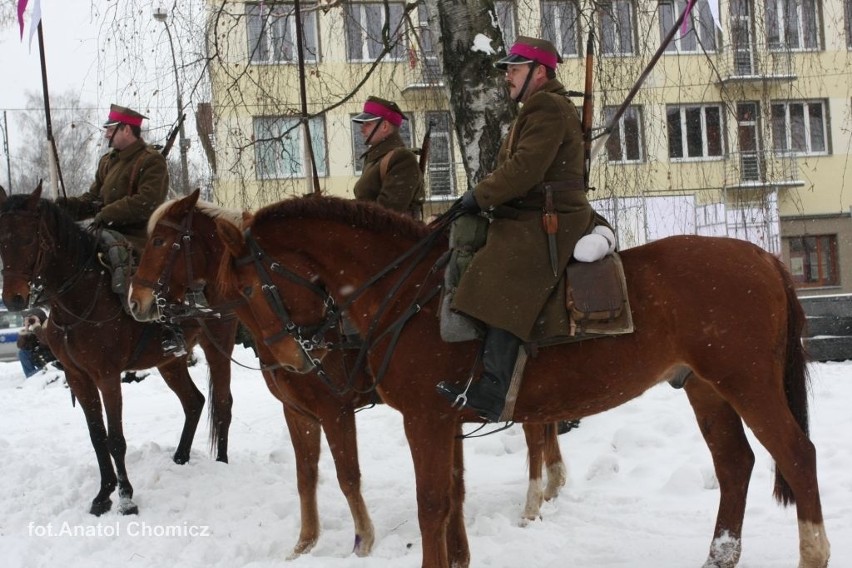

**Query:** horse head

left=0, top=182, right=53, bottom=310
left=130, top=188, right=248, bottom=323
left=216, top=214, right=331, bottom=374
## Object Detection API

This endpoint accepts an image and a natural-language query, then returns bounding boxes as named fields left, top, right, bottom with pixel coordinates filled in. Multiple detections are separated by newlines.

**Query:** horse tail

left=773, top=254, right=811, bottom=506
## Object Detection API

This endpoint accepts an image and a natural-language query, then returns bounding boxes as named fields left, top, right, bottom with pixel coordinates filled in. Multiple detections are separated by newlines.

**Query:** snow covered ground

left=0, top=346, right=849, bottom=568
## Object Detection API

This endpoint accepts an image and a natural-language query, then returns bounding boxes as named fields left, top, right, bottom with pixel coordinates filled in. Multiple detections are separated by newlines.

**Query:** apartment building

left=205, top=0, right=852, bottom=294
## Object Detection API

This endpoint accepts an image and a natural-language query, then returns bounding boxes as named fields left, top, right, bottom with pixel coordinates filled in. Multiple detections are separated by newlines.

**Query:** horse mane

left=1, top=194, right=97, bottom=263
left=150, top=198, right=244, bottom=235
left=251, top=196, right=435, bottom=243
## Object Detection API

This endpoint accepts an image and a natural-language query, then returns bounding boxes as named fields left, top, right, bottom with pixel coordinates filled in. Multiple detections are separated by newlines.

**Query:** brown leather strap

left=378, top=148, right=398, bottom=182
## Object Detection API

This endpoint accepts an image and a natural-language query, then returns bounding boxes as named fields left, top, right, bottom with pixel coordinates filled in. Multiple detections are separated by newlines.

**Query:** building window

left=771, top=100, right=827, bottom=155
left=541, top=1, right=581, bottom=58
left=604, top=105, right=644, bottom=163
left=788, top=235, right=838, bottom=287
left=495, top=1, right=517, bottom=48
left=425, top=111, right=456, bottom=197
left=254, top=116, right=327, bottom=179
left=666, top=104, right=723, bottom=159
left=344, top=2, right=406, bottom=62
left=600, top=1, right=636, bottom=55
left=246, top=3, right=319, bottom=64
left=659, top=0, right=717, bottom=53
left=351, top=117, right=413, bottom=174
left=846, top=0, right=852, bottom=49
left=766, top=0, right=820, bottom=51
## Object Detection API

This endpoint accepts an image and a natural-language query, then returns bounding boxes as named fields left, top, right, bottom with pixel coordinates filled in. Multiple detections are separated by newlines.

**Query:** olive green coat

left=453, top=79, right=594, bottom=341
left=353, top=133, right=424, bottom=217
left=59, top=138, right=169, bottom=251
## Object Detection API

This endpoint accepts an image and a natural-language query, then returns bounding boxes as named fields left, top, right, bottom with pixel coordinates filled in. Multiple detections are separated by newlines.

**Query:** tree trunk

left=424, top=0, right=515, bottom=184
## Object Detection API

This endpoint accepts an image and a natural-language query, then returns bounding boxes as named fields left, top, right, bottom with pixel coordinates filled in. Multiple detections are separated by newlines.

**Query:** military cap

left=351, top=96, right=407, bottom=127
left=102, top=104, right=147, bottom=128
left=494, top=36, right=563, bottom=71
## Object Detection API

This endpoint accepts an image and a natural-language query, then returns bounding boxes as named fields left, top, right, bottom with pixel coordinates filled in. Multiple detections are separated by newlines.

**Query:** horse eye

left=242, top=286, right=253, bottom=297
left=152, top=237, right=165, bottom=247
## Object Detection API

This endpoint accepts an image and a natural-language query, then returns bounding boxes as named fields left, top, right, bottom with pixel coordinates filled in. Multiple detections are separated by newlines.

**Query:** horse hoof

left=354, top=533, right=374, bottom=557
left=89, top=498, right=112, bottom=516
left=173, top=453, right=190, bottom=465
left=287, top=537, right=317, bottom=560
left=119, top=498, right=139, bottom=516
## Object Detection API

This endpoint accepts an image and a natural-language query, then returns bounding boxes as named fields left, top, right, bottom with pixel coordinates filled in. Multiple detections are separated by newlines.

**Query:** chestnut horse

left=126, top=191, right=568, bottom=557
left=208, top=196, right=828, bottom=568
left=0, top=185, right=237, bottom=516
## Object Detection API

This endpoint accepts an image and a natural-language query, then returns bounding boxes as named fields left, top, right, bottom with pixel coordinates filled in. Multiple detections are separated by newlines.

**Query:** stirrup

left=161, top=337, right=187, bottom=358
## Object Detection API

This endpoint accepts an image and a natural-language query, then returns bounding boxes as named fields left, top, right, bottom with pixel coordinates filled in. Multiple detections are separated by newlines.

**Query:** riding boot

left=161, top=324, right=187, bottom=358
left=436, top=326, right=523, bottom=422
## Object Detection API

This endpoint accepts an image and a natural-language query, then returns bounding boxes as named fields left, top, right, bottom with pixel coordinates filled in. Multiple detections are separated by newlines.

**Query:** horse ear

left=27, top=181, right=43, bottom=209
left=187, top=188, right=201, bottom=207
left=240, top=211, right=253, bottom=230
left=0, top=184, right=7, bottom=204
left=216, top=218, right=247, bottom=259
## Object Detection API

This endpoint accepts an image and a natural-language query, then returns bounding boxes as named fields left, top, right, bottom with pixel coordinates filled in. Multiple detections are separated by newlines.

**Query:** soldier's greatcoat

left=353, top=132, right=424, bottom=217
left=453, top=79, right=595, bottom=341
left=60, top=138, right=169, bottom=251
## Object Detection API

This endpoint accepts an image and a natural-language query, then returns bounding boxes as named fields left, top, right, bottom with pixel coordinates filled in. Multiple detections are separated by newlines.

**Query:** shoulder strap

left=379, top=148, right=399, bottom=182
left=127, top=146, right=156, bottom=196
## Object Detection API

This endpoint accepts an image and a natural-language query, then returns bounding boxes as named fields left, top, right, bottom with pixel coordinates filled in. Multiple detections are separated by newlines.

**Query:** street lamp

left=154, top=6, right=190, bottom=195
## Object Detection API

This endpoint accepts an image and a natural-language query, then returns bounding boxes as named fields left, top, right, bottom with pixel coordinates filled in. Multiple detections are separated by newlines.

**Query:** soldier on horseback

left=437, top=37, right=612, bottom=422
left=55, top=104, right=184, bottom=356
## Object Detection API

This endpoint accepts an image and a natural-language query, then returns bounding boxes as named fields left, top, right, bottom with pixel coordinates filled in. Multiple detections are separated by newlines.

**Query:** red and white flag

left=17, top=0, right=43, bottom=49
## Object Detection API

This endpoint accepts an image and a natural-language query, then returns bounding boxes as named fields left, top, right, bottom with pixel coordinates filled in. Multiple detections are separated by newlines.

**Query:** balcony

left=402, top=56, right=444, bottom=92
left=716, top=49, right=796, bottom=84
left=724, top=150, right=803, bottom=189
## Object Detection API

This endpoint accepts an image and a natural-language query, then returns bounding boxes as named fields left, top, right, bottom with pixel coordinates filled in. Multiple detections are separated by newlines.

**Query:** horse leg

left=520, top=423, right=545, bottom=524
left=683, top=378, right=754, bottom=568
left=542, top=422, right=567, bottom=501
left=198, top=319, right=236, bottom=463
left=716, top=381, right=829, bottom=567
left=403, top=415, right=462, bottom=568
left=282, top=405, right=323, bottom=559
left=158, top=361, right=205, bottom=464
left=446, top=425, right=470, bottom=568
left=319, top=404, right=375, bottom=557
left=99, top=377, right=138, bottom=515
left=66, top=372, right=118, bottom=516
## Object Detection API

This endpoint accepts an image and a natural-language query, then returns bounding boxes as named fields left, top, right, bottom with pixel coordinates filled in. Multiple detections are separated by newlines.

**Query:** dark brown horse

left=207, top=195, right=828, bottom=568
left=125, top=191, right=569, bottom=557
left=0, top=185, right=237, bottom=517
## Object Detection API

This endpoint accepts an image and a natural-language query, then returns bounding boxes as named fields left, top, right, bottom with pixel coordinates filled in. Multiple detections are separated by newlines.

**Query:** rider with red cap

left=57, top=104, right=169, bottom=252
left=437, top=36, right=602, bottom=422
left=352, top=96, right=424, bottom=220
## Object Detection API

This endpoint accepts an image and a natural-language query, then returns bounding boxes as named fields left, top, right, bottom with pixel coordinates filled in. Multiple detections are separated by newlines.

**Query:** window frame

left=765, top=0, right=821, bottom=52
left=540, top=0, right=581, bottom=58
left=658, top=0, right=718, bottom=54
left=770, top=100, right=829, bottom=156
left=344, top=1, right=407, bottom=63
left=245, top=2, right=320, bottom=65
left=666, top=104, right=725, bottom=161
left=254, top=116, right=328, bottom=180
left=604, top=105, right=645, bottom=163
left=787, top=235, right=839, bottom=287
left=600, top=0, right=636, bottom=56
left=494, top=1, right=518, bottom=49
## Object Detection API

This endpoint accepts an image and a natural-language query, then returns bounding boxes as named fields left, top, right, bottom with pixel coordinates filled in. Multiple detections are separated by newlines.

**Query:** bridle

left=234, top=207, right=460, bottom=396
left=0, top=207, right=104, bottom=321
left=235, top=232, right=342, bottom=375
left=131, top=208, right=232, bottom=324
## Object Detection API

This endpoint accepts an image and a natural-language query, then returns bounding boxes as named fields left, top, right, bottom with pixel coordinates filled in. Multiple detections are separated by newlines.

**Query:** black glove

left=459, top=190, right=480, bottom=214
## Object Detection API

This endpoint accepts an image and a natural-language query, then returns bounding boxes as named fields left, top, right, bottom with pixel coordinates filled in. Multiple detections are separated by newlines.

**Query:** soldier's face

left=505, top=63, right=546, bottom=102
left=359, top=120, right=388, bottom=145
left=104, top=124, right=134, bottom=151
